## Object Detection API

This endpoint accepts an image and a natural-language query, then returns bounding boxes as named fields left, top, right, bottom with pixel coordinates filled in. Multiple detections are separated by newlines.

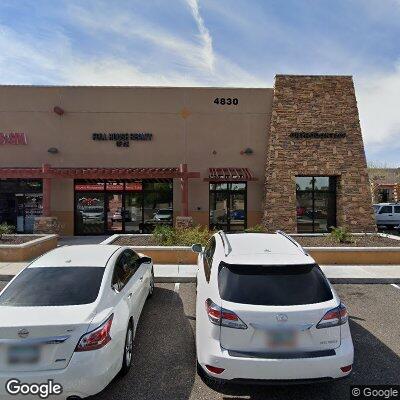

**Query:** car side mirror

left=139, top=256, right=152, bottom=265
left=191, top=243, right=203, bottom=253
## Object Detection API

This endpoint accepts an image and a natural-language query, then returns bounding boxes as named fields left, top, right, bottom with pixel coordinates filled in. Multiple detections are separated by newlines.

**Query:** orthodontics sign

left=0, top=132, right=28, bottom=145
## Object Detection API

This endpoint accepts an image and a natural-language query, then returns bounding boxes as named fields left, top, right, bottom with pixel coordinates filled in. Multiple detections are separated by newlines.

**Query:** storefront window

left=143, top=181, right=173, bottom=233
left=74, top=180, right=173, bottom=235
left=209, top=182, right=247, bottom=232
left=75, top=192, right=105, bottom=235
left=296, top=176, right=337, bottom=233
left=0, top=180, right=42, bottom=233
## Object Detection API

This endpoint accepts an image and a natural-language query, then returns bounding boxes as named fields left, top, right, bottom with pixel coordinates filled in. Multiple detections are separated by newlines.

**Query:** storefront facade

left=0, top=75, right=376, bottom=235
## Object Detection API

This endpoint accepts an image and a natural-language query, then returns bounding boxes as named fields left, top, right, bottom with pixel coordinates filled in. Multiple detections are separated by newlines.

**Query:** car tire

left=120, top=321, right=134, bottom=376
left=148, top=268, right=155, bottom=298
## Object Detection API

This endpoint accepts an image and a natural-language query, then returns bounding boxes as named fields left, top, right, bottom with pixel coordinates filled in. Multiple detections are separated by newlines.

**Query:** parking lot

left=0, top=281, right=397, bottom=399
left=81, top=282, right=399, bottom=400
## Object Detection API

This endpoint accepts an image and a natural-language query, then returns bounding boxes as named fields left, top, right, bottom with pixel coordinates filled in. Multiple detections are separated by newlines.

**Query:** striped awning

left=205, top=167, right=257, bottom=182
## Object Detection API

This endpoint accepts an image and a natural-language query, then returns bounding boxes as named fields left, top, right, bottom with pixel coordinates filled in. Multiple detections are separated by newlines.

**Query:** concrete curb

left=328, top=278, right=400, bottom=284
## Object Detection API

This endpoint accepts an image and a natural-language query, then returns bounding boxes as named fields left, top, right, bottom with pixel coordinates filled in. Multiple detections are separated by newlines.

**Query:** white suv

left=193, top=231, right=354, bottom=384
left=374, top=203, right=400, bottom=228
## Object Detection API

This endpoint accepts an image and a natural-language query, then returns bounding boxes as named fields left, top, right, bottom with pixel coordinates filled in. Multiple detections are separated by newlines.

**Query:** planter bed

left=295, top=234, right=400, bottom=248
left=105, top=233, right=400, bottom=265
left=0, top=234, right=58, bottom=262
left=0, top=235, right=42, bottom=245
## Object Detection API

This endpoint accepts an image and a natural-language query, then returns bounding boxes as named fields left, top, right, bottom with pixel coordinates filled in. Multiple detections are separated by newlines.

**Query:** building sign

left=0, top=132, right=27, bottom=145
left=105, top=182, right=124, bottom=191
left=125, top=182, right=143, bottom=191
left=290, top=132, right=346, bottom=139
left=92, top=132, right=153, bottom=147
left=75, top=183, right=105, bottom=191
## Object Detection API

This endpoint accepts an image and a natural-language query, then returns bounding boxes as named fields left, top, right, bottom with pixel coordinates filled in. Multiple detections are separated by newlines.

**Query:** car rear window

left=218, top=263, right=333, bottom=306
left=0, top=267, right=105, bottom=307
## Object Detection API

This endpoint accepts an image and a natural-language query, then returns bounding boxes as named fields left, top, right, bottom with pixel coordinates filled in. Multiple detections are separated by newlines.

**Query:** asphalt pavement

left=0, top=282, right=398, bottom=399
left=92, top=283, right=400, bottom=400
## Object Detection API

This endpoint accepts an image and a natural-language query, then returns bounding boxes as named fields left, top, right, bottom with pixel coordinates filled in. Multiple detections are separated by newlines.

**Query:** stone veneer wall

left=263, top=75, right=376, bottom=233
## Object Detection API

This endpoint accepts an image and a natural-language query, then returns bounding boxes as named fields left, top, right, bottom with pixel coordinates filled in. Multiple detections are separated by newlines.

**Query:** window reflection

left=209, top=182, right=246, bottom=232
left=296, top=176, right=337, bottom=233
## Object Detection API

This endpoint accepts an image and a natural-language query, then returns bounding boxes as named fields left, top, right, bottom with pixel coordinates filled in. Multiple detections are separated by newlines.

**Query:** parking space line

left=174, top=283, right=180, bottom=293
left=390, top=284, right=400, bottom=290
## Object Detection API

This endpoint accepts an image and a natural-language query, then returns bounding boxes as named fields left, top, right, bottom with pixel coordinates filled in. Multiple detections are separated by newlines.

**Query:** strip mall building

left=0, top=75, right=376, bottom=236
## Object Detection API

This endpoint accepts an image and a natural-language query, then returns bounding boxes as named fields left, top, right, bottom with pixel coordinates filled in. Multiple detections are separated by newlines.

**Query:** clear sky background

left=0, top=0, right=399, bottom=166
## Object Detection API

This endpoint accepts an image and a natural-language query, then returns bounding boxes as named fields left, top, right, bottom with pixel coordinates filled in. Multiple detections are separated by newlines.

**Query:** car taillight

left=340, top=365, right=352, bottom=373
left=205, top=365, right=225, bottom=374
left=316, top=303, right=348, bottom=329
left=75, top=314, right=113, bottom=352
left=205, top=299, right=247, bottom=329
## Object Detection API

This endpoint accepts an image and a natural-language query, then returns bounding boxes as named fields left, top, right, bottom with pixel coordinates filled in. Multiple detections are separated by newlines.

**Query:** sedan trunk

left=0, top=306, right=96, bottom=372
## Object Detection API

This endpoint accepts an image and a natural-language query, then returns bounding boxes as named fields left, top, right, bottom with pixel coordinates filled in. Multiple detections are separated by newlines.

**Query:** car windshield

left=218, top=262, right=333, bottom=306
left=157, top=210, right=172, bottom=215
left=0, top=267, right=105, bottom=307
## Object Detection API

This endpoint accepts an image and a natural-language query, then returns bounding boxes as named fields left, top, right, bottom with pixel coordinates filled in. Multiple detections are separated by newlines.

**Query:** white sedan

left=0, top=244, right=154, bottom=399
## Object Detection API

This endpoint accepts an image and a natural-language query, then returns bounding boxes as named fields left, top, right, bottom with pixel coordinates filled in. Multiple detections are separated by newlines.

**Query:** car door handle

left=139, top=276, right=144, bottom=281
left=126, top=293, right=133, bottom=299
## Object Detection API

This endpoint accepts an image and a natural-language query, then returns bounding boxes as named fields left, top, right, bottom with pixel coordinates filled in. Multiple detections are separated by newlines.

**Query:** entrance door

left=0, top=194, right=16, bottom=228
left=209, top=182, right=247, bottom=232
left=106, top=192, right=124, bottom=233
left=124, top=192, right=143, bottom=233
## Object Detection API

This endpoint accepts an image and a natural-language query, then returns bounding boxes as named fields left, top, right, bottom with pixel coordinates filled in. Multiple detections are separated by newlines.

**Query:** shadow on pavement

left=92, top=286, right=196, bottom=400
left=210, top=319, right=400, bottom=400
left=91, top=285, right=399, bottom=400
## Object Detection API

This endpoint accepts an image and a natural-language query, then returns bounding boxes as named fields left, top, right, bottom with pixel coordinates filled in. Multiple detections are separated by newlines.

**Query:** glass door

left=124, top=192, right=142, bottom=233
left=106, top=192, right=124, bottom=233
left=209, top=182, right=247, bottom=232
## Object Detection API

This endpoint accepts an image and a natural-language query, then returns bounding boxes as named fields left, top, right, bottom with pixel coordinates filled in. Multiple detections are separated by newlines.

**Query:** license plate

left=8, top=345, right=40, bottom=364
left=267, top=329, right=297, bottom=348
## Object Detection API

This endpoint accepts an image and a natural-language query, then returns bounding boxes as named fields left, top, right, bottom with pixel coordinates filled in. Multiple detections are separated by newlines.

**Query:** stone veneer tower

left=264, top=75, right=376, bottom=233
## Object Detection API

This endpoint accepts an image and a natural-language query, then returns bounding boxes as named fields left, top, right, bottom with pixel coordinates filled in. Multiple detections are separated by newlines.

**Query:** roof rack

left=218, top=230, right=232, bottom=256
left=275, top=230, right=309, bottom=256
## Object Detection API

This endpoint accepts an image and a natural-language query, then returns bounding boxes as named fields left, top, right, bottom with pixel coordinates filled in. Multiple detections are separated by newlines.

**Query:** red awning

left=0, top=165, right=200, bottom=180
left=204, top=167, right=257, bottom=182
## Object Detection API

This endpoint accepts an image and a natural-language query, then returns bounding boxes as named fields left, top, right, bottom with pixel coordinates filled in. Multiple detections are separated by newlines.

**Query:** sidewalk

left=1, top=262, right=400, bottom=283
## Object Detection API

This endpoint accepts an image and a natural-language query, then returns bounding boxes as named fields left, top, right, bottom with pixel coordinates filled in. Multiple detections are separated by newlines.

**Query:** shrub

left=245, top=224, right=267, bottom=233
left=329, top=226, right=354, bottom=244
left=0, top=223, right=14, bottom=240
left=153, top=225, right=212, bottom=246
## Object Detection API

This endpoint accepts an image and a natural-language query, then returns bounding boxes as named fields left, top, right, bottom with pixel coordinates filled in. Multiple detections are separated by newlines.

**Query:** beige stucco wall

left=0, top=86, right=272, bottom=233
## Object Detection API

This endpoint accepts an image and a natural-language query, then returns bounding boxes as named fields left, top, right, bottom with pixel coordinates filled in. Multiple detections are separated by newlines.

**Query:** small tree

left=0, top=223, right=14, bottom=240
left=329, top=226, right=354, bottom=244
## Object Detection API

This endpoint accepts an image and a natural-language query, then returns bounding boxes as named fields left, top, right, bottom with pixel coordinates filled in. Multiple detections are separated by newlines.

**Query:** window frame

left=296, top=176, right=337, bottom=233
left=111, top=249, right=140, bottom=292
left=379, top=205, right=393, bottom=214
left=209, top=182, right=247, bottom=232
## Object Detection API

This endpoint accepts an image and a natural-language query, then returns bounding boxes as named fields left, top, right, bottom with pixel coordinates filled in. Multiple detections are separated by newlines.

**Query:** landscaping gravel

left=295, top=234, right=400, bottom=247
left=113, top=235, right=158, bottom=246
left=0, top=235, right=42, bottom=245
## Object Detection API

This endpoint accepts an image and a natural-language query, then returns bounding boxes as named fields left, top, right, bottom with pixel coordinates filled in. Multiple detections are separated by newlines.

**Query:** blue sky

left=0, top=0, right=399, bottom=166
